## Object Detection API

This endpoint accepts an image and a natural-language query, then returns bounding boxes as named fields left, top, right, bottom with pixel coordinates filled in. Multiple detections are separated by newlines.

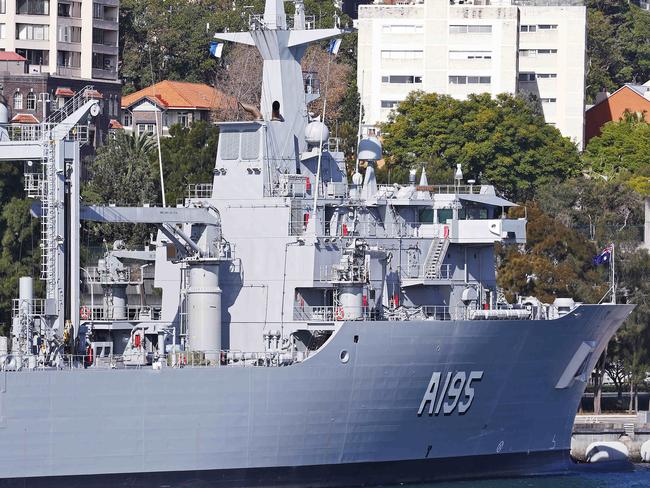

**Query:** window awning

left=55, top=87, right=75, bottom=97
left=11, top=113, right=39, bottom=124
left=83, top=89, right=103, bottom=99
left=458, top=193, right=518, bottom=207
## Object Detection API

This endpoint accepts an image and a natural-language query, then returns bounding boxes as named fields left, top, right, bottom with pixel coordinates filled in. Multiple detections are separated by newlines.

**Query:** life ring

left=80, top=306, right=91, bottom=320
left=335, top=307, right=345, bottom=321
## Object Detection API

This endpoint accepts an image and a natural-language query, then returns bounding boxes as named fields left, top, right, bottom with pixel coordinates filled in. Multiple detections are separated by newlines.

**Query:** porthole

left=340, top=350, right=350, bottom=363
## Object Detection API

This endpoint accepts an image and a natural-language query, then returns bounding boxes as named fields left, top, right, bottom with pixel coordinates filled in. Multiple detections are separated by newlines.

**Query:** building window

left=538, top=24, right=558, bottom=30
left=520, top=25, right=536, bottom=32
left=16, top=0, right=50, bottom=15
left=137, top=124, right=155, bottom=136
left=93, top=2, right=103, bottom=19
left=537, top=73, right=557, bottom=78
left=449, top=25, right=492, bottom=34
left=123, top=112, right=132, bottom=127
left=449, top=50, right=492, bottom=60
left=518, top=73, right=536, bottom=82
left=13, top=92, right=23, bottom=110
left=26, top=92, right=37, bottom=111
left=381, top=50, right=423, bottom=60
left=57, top=50, right=81, bottom=68
left=380, top=100, right=399, bottom=109
left=178, top=112, right=189, bottom=128
left=0, top=0, right=5, bottom=14
left=540, top=98, right=557, bottom=103
left=449, top=76, right=491, bottom=84
left=381, top=24, right=423, bottom=34
left=0, top=24, right=5, bottom=40
left=537, top=49, right=557, bottom=54
left=16, top=24, right=49, bottom=41
left=58, top=25, right=81, bottom=43
left=381, top=75, right=422, bottom=84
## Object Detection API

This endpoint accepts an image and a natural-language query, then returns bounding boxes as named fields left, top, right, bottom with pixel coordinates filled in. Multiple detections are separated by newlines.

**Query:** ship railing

left=11, top=298, right=48, bottom=318
left=400, top=263, right=453, bottom=280
left=186, top=183, right=213, bottom=199
left=293, top=305, right=379, bottom=322
left=385, top=305, right=466, bottom=321
left=82, top=266, right=133, bottom=284
left=79, top=305, right=162, bottom=322
left=0, top=123, right=90, bottom=144
left=317, top=264, right=367, bottom=283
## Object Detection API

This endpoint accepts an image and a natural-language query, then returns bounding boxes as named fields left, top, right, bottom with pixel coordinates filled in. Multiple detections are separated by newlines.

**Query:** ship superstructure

left=0, top=1, right=634, bottom=486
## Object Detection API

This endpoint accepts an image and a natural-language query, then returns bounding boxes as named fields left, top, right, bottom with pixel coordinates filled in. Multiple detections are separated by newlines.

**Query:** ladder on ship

left=421, top=237, right=449, bottom=280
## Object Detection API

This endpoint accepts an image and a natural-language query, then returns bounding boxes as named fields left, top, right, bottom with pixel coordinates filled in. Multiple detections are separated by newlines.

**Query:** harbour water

left=383, top=464, right=650, bottom=488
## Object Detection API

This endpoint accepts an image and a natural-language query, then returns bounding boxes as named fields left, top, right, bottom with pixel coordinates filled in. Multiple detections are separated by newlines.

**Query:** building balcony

left=92, top=43, right=119, bottom=55
left=92, top=67, right=118, bottom=80
left=92, top=18, right=119, bottom=31
left=56, top=66, right=81, bottom=78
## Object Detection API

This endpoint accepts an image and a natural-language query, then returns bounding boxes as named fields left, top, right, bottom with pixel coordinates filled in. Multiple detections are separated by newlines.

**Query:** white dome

left=305, top=121, right=330, bottom=147
left=357, top=137, right=382, bottom=161
left=352, top=172, right=363, bottom=185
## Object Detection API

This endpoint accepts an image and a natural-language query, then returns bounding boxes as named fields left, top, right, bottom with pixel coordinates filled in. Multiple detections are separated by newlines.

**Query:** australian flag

left=592, top=244, right=613, bottom=266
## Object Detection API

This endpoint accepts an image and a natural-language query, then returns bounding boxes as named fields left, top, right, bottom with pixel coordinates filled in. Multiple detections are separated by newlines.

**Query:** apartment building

left=357, top=0, right=587, bottom=148
left=0, top=0, right=121, bottom=143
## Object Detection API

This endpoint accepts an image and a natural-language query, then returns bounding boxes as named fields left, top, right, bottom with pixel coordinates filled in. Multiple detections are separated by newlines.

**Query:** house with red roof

left=121, top=81, right=235, bottom=137
left=585, top=81, right=650, bottom=145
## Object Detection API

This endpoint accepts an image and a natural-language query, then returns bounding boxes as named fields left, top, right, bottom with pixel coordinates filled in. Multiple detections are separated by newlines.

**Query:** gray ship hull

left=0, top=304, right=631, bottom=486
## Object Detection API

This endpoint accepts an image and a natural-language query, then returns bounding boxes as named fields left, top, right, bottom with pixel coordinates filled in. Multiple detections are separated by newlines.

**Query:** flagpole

left=611, top=243, right=616, bottom=304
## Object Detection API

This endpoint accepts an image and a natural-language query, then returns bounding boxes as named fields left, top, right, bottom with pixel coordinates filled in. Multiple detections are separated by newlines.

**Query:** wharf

left=572, top=413, right=650, bottom=462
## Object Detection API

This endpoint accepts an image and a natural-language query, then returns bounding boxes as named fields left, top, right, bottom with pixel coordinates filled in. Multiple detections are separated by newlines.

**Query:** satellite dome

left=352, top=172, right=363, bottom=185
left=305, top=121, right=329, bottom=147
left=357, top=137, right=382, bottom=161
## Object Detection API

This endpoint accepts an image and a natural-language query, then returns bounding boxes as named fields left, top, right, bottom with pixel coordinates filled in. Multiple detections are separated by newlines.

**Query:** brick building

left=585, top=81, right=650, bottom=145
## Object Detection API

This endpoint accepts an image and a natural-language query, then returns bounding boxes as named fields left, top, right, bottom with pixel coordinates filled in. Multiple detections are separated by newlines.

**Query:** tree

left=0, top=198, right=41, bottom=335
left=496, top=204, right=607, bottom=305
left=583, top=116, right=650, bottom=178
left=160, top=121, right=220, bottom=204
left=82, top=131, right=159, bottom=247
left=380, top=92, right=581, bottom=201
left=535, top=177, right=643, bottom=246
left=585, top=1, right=650, bottom=102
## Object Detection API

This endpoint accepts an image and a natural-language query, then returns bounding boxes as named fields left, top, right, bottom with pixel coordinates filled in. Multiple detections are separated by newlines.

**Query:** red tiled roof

left=55, top=87, right=75, bottom=97
left=84, top=89, right=103, bottom=99
left=109, top=119, right=124, bottom=129
left=11, top=113, right=39, bottom=124
left=0, top=52, right=27, bottom=62
left=121, top=80, right=234, bottom=111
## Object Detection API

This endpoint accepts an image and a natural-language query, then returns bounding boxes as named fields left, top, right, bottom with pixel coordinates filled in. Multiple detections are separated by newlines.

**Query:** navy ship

left=0, top=0, right=633, bottom=486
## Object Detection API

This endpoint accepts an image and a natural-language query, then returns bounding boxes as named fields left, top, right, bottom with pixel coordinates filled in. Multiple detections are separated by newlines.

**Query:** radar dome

left=352, top=172, right=363, bottom=185
left=357, top=137, right=382, bottom=161
left=305, top=121, right=329, bottom=147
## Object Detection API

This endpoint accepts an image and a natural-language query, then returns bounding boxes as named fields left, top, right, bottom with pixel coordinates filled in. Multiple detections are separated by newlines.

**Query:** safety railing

left=293, top=305, right=380, bottom=322
left=79, top=305, right=162, bottom=322
left=401, top=263, right=453, bottom=280
left=83, top=266, right=133, bottom=284
left=187, top=183, right=213, bottom=199
left=11, top=298, right=47, bottom=318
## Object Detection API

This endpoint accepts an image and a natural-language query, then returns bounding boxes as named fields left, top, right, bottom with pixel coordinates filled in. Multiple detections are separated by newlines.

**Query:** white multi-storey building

left=357, top=0, right=587, bottom=148
left=0, top=0, right=119, bottom=81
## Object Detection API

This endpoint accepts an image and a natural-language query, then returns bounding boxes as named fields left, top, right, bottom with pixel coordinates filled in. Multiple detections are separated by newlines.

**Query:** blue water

left=383, top=465, right=650, bottom=488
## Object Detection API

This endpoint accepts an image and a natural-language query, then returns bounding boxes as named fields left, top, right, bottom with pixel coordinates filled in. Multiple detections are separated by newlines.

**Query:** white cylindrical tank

left=111, top=285, right=127, bottom=320
left=19, top=276, right=33, bottom=315
left=187, top=262, right=222, bottom=362
left=339, top=285, right=364, bottom=321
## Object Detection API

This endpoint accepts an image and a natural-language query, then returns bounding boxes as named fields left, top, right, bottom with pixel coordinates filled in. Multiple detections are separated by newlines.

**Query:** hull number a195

left=418, top=371, right=484, bottom=416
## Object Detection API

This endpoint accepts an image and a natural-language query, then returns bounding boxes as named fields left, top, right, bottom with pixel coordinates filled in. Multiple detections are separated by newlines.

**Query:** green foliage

left=496, top=204, right=607, bottom=304
left=160, top=121, right=220, bottom=203
left=380, top=92, right=581, bottom=201
left=82, top=131, right=159, bottom=247
left=0, top=198, right=41, bottom=335
left=535, top=177, right=643, bottom=245
left=586, top=1, right=650, bottom=102
left=583, top=116, right=650, bottom=177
